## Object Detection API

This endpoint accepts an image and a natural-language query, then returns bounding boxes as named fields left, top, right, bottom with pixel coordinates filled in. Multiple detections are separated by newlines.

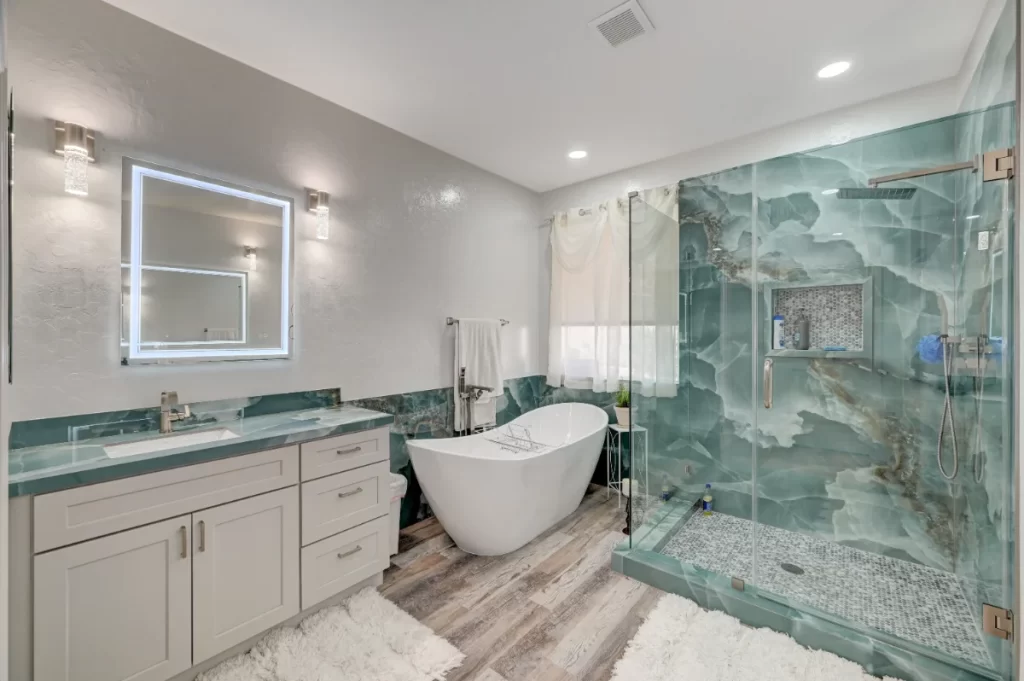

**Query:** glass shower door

left=950, top=102, right=1016, bottom=678
left=750, top=110, right=1015, bottom=677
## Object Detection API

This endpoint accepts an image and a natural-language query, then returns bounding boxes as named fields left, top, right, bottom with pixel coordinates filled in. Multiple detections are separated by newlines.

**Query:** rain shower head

left=836, top=187, right=918, bottom=200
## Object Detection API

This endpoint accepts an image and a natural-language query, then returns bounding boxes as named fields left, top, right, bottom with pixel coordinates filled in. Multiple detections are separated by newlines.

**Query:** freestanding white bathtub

left=408, top=403, right=609, bottom=556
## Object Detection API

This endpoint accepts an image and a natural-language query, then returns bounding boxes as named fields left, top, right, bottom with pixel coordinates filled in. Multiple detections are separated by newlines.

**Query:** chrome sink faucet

left=160, top=391, right=192, bottom=434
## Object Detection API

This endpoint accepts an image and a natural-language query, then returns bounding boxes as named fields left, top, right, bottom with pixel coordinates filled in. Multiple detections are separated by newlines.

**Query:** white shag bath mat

left=198, top=588, right=464, bottom=681
left=612, top=594, right=901, bottom=681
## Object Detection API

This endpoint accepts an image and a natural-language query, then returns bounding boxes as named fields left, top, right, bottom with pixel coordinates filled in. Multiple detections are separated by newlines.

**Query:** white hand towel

left=454, top=318, right=504, bottom=431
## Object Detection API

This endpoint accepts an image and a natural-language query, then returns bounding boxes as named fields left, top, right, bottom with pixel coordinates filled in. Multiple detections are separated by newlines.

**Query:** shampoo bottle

left=702, top=483, right=713, bottom=516
left=772, top=315, right=785, bottom=350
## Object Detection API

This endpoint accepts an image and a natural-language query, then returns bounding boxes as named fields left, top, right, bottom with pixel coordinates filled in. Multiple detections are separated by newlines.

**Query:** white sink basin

left=104, top=428, right=241, bottom=459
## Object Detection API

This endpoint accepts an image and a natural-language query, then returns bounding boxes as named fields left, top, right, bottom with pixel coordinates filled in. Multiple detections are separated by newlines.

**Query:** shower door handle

left=763, top=358, right=774, bottom=409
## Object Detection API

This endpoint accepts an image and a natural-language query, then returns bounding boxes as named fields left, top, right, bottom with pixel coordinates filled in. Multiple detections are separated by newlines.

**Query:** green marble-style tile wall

left=631, top=102, right=1016, bottom=680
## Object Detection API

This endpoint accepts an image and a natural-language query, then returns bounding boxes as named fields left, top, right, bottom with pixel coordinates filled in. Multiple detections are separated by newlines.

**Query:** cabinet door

left=192, top=486, right=300, bottom=663
left=34, top=516, right=192, bottom=681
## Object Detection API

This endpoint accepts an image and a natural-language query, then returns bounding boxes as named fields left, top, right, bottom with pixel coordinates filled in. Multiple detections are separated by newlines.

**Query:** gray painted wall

left=9, top=0, right=547, bottom=421
left=540, top=79, right=961, bottom=214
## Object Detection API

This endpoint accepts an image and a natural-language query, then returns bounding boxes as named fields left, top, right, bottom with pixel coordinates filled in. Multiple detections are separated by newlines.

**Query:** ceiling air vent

left=589, top=0, right=654, bottom=48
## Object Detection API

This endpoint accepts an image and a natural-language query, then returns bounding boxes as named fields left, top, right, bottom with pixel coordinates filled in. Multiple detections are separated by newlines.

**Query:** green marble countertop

left=9, top=405, right=394, bottom=497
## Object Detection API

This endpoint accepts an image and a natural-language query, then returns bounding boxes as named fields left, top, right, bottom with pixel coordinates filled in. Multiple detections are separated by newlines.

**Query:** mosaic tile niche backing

left=773, top=284, right=864, bottom=351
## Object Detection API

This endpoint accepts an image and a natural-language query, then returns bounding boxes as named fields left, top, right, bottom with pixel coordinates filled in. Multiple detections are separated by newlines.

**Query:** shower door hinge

left=982, top=604, right=1014, bottom=641
left=731, top=577, right=745, bottom=592
left=982, top=148, right=1014, bottom=182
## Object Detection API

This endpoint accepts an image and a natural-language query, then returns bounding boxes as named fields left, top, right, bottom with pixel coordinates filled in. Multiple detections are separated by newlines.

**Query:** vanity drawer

left=299, top=427, right=388, bottom=481
left=301, top=516, right=389, bottom=609
left=301, top=462, right=389, bottom=545
left=34, top=446, right=299, bottom=553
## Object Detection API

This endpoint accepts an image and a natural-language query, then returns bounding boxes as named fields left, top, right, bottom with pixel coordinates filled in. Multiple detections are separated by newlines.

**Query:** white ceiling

left=101, top=0, right=987, bottom=192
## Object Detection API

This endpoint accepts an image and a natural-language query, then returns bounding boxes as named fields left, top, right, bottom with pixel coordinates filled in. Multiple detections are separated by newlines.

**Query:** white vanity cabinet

left=34, top=487, right=301, bottom=681
left=192, top=487, right=300, bottom=663
left=16, top=428, right=395, bottom=681
left=34, top=516, right=194, bottom=681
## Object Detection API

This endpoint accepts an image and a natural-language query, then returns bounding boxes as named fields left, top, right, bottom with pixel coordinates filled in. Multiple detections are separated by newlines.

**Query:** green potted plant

left=614, top=385, right=633, bottom=427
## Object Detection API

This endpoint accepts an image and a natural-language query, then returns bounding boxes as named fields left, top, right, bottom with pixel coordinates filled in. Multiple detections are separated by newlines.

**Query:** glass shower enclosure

left=620, top=104, right=1017, bottom=680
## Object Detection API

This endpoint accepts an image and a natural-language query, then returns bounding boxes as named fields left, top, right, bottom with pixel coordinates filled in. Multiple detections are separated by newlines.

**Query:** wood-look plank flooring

left=381, top=487, right=662, bottom=681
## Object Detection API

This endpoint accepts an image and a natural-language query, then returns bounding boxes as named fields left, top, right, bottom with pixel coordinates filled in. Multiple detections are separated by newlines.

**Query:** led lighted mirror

left=121, top=159, right=292, bottom=363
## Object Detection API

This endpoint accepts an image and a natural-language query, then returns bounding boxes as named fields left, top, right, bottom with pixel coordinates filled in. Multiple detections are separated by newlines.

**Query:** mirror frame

left=121, top=157, right=293, bottom=364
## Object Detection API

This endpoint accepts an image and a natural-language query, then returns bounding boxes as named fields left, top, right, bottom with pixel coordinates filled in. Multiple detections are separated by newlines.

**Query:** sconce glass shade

left=315, top=206, right=329, bottom=240
left=64, top=145, right=89, bottom=196
left=244, top=246, right=257, bottom=270
left=307, top=188, right=330, bottom=240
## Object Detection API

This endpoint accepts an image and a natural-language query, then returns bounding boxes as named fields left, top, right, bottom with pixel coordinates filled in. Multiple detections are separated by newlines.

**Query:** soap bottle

left=660, top=475, right=672, bottom=501
left=702, top=483, right=713, bottom=516
left=794, top=312, right=811, bottom=350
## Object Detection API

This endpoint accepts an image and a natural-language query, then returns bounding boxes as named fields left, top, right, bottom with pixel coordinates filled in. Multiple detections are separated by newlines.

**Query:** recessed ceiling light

left=568, top=150, right=588, bottom=160
left=965, top=214, right=981, bottom=220
left=821, top=188, right=839, bottom=196
left=817, top=61, right=851, bottom=79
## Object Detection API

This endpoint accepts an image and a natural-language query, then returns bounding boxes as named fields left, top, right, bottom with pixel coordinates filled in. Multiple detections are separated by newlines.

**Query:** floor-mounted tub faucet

left=458, top=368, right=493, bottom=434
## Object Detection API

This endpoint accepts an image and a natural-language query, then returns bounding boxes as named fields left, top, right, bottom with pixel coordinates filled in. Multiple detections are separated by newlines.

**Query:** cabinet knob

left=337, top=546, right=362, bottom=560
left=337, top=487, right=363, bottom=499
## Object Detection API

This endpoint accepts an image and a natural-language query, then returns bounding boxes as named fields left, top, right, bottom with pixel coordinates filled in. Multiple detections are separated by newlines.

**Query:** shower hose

left=937, top=336, right=959, bottom=481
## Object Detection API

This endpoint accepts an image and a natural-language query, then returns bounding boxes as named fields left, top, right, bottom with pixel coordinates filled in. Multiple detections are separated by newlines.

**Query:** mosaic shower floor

left=659, top=512, right=992, bottom=670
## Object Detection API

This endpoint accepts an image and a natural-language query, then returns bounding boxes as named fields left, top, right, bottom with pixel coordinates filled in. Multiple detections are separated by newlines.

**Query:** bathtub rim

left=407, top=402, right=609, bottom=462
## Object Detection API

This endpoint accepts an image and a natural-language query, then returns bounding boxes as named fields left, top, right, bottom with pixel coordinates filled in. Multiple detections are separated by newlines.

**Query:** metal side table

left=605, top=424, right=648, bottom=509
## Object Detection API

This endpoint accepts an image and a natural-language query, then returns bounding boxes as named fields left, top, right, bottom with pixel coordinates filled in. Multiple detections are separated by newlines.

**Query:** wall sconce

left=306, top=189, right=330, bottom=240
left=54, top=122, right=97, bottom=196
left=244, top=246, right=257, bottom=270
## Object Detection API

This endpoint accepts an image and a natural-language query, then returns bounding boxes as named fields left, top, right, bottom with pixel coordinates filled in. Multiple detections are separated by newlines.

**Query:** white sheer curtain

left=546, top=185, right=679, bottom=397
left=546, top=203, right=627, bottom=393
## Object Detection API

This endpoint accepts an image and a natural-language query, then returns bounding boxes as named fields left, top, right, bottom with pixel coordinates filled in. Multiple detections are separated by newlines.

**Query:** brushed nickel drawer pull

left=337, top=546, right=362, bottom=559
left=336, top=446, right=362, bottom=455
left=198, top=520, right=206, bottom=552
left=338, top=487, right=363, bottom=499
left=179, top=526, right=188, bottom=559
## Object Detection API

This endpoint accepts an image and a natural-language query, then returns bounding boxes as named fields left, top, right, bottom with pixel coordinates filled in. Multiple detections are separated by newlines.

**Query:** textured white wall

left=540, top=78, right=962, bottom=214
left=9, top=0, right=546, bottom=421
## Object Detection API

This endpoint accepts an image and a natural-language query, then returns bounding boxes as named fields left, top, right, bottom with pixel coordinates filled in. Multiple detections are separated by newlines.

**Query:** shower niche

left=764, top=278, right=872, bottom=359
